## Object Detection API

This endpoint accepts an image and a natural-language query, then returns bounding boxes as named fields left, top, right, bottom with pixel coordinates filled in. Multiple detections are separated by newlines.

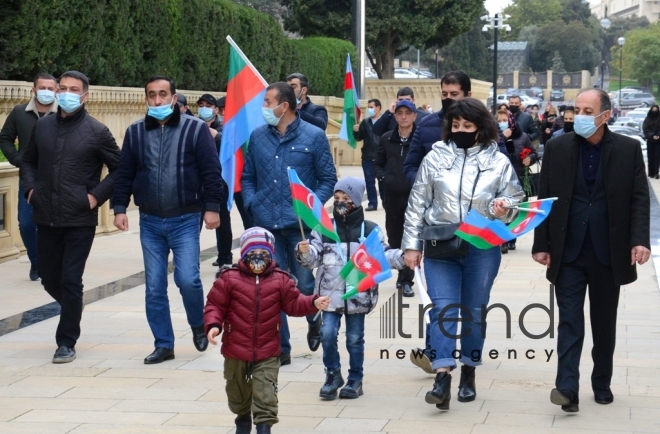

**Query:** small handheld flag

left=337, top=54, right=361, bottom=149
left=288, top=168, right=340, bottom=243
left=340, top=227, right=392, bottom=300
left=506, top=198, right=557, bottom=237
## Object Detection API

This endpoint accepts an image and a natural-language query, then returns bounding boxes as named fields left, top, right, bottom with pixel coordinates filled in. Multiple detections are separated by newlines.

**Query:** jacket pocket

left=74, top=185, right=91, bottom=212
left=288, top=145, right=313, bottom=167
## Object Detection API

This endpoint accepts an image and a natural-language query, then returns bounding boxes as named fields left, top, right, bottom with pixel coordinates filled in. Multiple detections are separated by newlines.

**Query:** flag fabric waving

left=288, top=168, right=340, bottom=243
left=340, top=227, right=392, bottom=300
left=507, top=198, right=557, bottom=237
left=220, top=36, right=268, bottom=210
left=337, top=54, right=361, bottom=149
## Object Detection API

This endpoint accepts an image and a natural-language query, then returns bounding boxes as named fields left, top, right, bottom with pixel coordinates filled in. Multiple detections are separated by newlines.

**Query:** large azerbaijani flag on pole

left=288, top=168, right=340, bottom=242
left=337, top=54, right=361, bottom=149
left=220, top=36, right=268, bottom=209
left=340, top=227, right=392, bottom=300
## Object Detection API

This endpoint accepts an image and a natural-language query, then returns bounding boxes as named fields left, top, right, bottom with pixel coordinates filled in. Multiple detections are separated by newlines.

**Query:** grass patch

left=0, top=153, right=7, bottom=163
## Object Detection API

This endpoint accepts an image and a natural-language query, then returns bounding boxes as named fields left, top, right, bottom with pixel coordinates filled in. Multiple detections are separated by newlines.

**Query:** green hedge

left=0, top=0, right=354, bottom=96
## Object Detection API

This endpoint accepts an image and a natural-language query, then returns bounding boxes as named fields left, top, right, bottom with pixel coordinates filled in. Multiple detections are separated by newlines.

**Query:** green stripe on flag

left=292, top=199, right=340, bottom=242
left=455, top=231, right=497, bottom=249
left=228, top=46, right=248, bottom=81
left=343, top=89, right=357, bottom=149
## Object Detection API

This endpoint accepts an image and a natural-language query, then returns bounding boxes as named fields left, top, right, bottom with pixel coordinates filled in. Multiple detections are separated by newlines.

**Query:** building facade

left=591, top=0, right=660, bottom=22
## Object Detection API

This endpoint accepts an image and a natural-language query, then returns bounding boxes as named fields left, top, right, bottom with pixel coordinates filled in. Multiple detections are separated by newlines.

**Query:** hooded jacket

left=204, top=261, right=319, bottom=362
left=296, top=207, right=405, bottom=314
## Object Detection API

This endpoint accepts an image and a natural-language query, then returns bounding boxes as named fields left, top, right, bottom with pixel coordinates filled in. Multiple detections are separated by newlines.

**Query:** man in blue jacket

left=113, top=76, right=225, bottom=365
left=242, top=82, right=337, bottom=365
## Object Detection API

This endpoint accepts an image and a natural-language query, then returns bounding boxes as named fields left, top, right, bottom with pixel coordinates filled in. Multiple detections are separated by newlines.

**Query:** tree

left=437, top=10, right=493, bottom=81
left=551, top=50, right=566, bottom=72
left=233, top=0, right=288, bottom=22
left=611, top=23, right=660, bottom=93
left=502, top=0, right=562, bottom=40
left=601, top=15, right=650, bottom=69
left=560, top=0, right=591, bottom=25
left=280, top=0, right=483, bottom=78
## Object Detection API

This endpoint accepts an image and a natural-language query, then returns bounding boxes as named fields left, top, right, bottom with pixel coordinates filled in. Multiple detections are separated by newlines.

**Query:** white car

left=394, top=68, right=428, bottom=79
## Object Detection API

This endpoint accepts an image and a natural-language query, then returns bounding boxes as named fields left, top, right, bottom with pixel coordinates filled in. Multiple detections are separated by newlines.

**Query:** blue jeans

left=139, top=212, right=205, bottom=349
left=424, top=244, right=501, bottom=370
left=272, top=228, right=318, bottom=355
left=18, top=180, right=38, bottom=264
left=361, top=159, right=378, bottom=208
left=320, top=311, right=365, bottom=381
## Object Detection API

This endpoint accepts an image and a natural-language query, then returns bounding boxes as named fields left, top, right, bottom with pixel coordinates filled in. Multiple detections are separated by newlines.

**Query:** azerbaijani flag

left=455, top=210, right=514, bottom=249
left=337, top=54, right=361, bottom=149
left=220, top=36, right=268, bottom=209
left=507, top=198, right=557, bottom=237
left=288, top=168, right=340, bottom=243
left=340, top=227, right=392, bottom=300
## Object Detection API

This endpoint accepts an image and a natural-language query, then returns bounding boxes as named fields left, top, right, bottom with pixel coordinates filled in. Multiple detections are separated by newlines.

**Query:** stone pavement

left=1, top=165, right=660, bottom=433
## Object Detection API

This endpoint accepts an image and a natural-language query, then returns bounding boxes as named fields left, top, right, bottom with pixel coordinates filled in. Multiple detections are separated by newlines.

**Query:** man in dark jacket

left=508, top=95, right=540, bottom=142
left=353, top=98, right=383, bottom=211
left=113, top=76, right=224, bottom=365
left=374, top=100, right=417, bottom=297
left=21, top=71, right=121, bottom=364
left=532, top=89, right=650, bottom=413
left=0, top=73, right=58, bottom=281
left=287, top=73, right=328, bottom=130
left=242, top=82, right=337, bottom=365
left=372, top=87, right=428, bottom=136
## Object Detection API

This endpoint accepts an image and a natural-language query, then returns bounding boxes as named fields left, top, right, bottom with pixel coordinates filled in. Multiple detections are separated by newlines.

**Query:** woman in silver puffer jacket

left=402, top=98, right=524, bottom=411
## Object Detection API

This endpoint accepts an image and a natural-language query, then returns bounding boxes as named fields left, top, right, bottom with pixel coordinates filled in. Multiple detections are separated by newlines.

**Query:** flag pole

left=313, top=278, right=345, bottom=321
left=297, top=216, right=306, bottom=241
left=225, top=35, right=268, bottom=86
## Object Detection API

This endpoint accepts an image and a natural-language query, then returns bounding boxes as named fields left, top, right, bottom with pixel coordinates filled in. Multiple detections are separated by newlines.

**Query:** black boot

left=457, top=365, right=476, bottom=402
left=191, top=325, right=208, bottom=352
left=425, top=371, right=451, bottom=410
left=235, top=413, right=251, bottom=434
left=256, top=423, right=271, bottom=433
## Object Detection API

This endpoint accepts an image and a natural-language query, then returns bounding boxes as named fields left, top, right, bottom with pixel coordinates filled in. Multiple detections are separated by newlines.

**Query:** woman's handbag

left=421, top=224, right=468, bottom=258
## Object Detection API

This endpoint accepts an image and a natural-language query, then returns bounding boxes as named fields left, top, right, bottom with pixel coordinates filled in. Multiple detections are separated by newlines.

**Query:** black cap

left=216, top=96, right=226, bottom=108
left=197, top=93, right=216, bottom=106
left=177, top=94, right=188, bottom=107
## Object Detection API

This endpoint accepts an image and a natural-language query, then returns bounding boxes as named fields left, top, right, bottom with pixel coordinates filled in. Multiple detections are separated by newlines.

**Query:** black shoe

left=365, top=205, right=377, bottom=212
left=501, top=244, right=508, bottom=254
left=656, top=174, right=659, bottom=180
left=425, top=372, right=451, bottom=410
left=550, top=388, right=579, bottom=412
left=457, top=365, right=476, bottom=402
left=279, top=353, right=291, bottom=366
left=401, top=282, right=414, bottom=297
left=235, top=413, right=252, bottom=434
left=507, top=241, right=516, bottom=251
left=52, top=346, right=76, bottom=364
left=256, top=424, right=271, bottom=434
left=144, top=348, right=175, bottom=364
left=29, top=263, right=39, bottom=281
left=212, top=261, right=219, bottom=266
left=307, top=323, right=321, bottom=352
left=191, top=326, right=208, bottom=352
left=339, top=379, right=364, bottom=399
left=594, top=388, right=614, bottom=404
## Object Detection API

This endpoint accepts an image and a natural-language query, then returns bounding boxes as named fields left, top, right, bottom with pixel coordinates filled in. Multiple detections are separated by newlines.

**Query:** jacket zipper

left=458, top=153, right=468, bottom=221
left=158, top=125, right=164, bottom=215
left=253, top=275, right=260, bottom=362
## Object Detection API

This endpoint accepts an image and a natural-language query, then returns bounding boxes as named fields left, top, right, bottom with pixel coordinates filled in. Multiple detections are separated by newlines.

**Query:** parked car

left=530, top=87, right=544, bottom=101
left=550, top=89, right=564, bottom=101
left=613, top=116, right=642, bottom=132
left=365, top=67, right=378, bottom=78
left=409, top=68, right=435, bottom=79
left=394, top=68, right=428, bottom=79
left=609, top=89, right=636, bottom=101
left=619, top=91, right=656, bottom=109
left=624, top=86, right=653, bottom=93
left=610, top=125, right=646, bottom=151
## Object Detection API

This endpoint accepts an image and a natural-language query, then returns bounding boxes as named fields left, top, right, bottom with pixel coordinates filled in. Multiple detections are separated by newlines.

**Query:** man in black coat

left=371, top=87, right=428, bottom=136
left=353, top=98, right=383, bottom=211
left=287, top=73, right=328, bottom=130
left=508, top=95, right=540, bottom=142
left=21, top=71, right=121, bottom=364
left=532, top=88, right=650, bottom=413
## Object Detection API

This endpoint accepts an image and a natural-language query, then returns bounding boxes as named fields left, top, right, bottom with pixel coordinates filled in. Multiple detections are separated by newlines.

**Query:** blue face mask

left=56, top=92, right=85, bottom=113
left=262, top=104, right=283, bottom=126
left=36, top=90, right=55, bottom=105
left=198, top=107, right=215, bottom=121
left=368, top=108, right=376, bottom=118
left=574, top=113, right=604, bottom=139
left=498, top=122, right=509, bottom=131
left=147, top=98, right=175, bottom=120
left=218, top=115, right=224, bottom=124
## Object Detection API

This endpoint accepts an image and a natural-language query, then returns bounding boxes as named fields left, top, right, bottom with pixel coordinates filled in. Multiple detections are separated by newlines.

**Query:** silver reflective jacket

left=401, top=140, right=525, bottom=252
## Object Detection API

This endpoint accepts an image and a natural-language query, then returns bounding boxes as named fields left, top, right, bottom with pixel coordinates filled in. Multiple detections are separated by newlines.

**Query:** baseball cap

left=197, top=94, right=216, bottom=106
left=395, top=100, right=417, bottom=113
left=216, top=96, right=226, bottom=108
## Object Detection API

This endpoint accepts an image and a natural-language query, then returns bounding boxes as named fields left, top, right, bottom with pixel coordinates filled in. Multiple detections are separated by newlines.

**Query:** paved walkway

left=1, top=166, right=660, bottom=433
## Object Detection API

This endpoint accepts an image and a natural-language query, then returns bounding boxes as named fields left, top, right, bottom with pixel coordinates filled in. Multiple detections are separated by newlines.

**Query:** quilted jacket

left=204, top=261, right=319, bottom=362
left=242, top=115, right=337, bottom=230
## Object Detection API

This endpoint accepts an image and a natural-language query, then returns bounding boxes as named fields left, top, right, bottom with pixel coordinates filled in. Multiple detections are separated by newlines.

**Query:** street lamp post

left=482, top=13, right=511, bottom=114
left=618, top=36, right=625, bottom=110
left=600, top=14, right=611, bottom=89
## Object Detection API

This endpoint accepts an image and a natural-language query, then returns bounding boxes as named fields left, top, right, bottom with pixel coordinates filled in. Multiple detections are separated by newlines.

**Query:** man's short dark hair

left=368, top=98, right=381, bottom=108
left=267, top=82, right=296, bottom=112
left=33, top=73, right=56, bottom=87
left=508, top=95, right=522, bottom=103
left=531, top=104, right=539, bottom=109
left=59, top=71, right=89, bottom=92
left=577, top=88, right=612, bottom=112
left=145, top=75, right=176, bottom=95
left=441, top=70, right=471, bottom=95
left=397, top=87, right=415, bottom=99
left=563, top=105, right=575, bottom=114
left=287, top=73, right=309, bottom=91
left=443, top=98, right=499, bottom=145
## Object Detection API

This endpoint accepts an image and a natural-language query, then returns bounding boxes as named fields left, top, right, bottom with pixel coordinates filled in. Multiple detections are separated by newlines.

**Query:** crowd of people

left=0, top=68, right=652, bottom=432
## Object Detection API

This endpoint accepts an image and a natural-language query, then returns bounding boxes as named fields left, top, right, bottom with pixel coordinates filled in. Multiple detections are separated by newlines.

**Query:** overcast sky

left=484, top=0, right=598, bottom=15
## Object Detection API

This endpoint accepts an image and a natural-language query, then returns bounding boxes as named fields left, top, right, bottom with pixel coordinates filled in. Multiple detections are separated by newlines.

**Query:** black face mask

left=509, top=105, right=520, bottom=114
left=452, top=131, right=479, bottom=149
left=563, top=121, right=574, bottom=133
left=651, top=110, right=660, bottom=118
left=441, top=98, right=456, bottom=113
left=243, top=252, right=271, bottom=274
left=334, top=200, right=357, bottom=216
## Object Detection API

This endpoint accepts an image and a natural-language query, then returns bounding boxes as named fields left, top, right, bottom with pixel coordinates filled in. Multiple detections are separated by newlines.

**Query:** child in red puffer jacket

left=204, top=227, right=329, bottom=434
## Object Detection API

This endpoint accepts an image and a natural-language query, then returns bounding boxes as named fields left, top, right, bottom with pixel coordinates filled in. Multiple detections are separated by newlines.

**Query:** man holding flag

left=242, top=82, right=337, bottom=365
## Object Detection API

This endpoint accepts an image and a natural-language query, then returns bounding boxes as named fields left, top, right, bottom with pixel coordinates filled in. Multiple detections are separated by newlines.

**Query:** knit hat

left=334, top=177, right=365, bottom=206
left=240, top=227, right=275, bottom=258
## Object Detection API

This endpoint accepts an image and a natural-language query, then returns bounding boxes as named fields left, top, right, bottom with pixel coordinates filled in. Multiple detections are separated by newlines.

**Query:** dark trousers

left=37, top=225, right=96, bottom=348
left=647, top=139, right=660, bottom=177
left=361, top=159, right=378, bottom=208
left=234, top=191, right=254, bottom=230
left=555, top=247, right=620, bottom=395
left=383, top=194, right=413, bottom=285
left=216, top=201, right=233, bottom=264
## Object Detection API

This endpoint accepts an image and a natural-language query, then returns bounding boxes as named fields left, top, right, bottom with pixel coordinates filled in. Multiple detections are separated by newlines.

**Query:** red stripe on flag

left=345, top=72, right=354, bottom=90
left=290, top=183, right=313, bottom=205
left=234, top=150, right=244, bottom=193
left=458, top=224, right=507, bottom=246
left=225, top=67, right=266, bottom=121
